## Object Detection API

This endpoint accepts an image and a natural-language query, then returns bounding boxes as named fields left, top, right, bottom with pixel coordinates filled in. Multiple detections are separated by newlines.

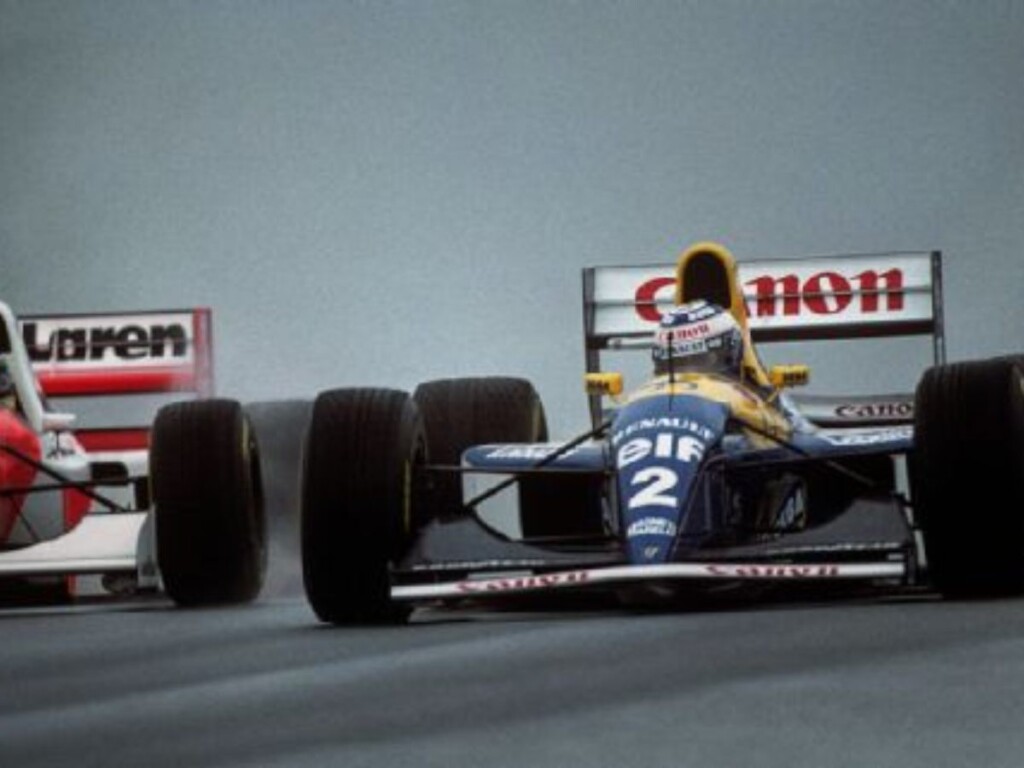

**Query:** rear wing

left=582, top=250, right=945, bottom=426
left=18, top=309, right=214, bottom=451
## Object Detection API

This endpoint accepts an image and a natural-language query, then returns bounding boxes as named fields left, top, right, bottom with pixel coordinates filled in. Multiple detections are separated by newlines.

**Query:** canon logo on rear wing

left=586, top=251, right=940, bottom=347
left=636, top=268, right=908, bottom=323
left=586, top=250, right=942, bottom=358
left=22, top=321, right=189, bottom=364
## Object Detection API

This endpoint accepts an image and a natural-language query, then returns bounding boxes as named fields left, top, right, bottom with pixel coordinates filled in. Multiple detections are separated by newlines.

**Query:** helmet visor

left=652, top=331, right=738, bottom=376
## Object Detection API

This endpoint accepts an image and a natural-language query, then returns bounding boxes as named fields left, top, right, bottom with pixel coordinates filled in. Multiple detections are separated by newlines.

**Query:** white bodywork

left=0, top=514, right=149, bottom=576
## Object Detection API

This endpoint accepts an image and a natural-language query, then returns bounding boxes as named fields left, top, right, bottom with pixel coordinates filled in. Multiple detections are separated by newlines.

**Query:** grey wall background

left=2, top=0, right=1022, bottom=435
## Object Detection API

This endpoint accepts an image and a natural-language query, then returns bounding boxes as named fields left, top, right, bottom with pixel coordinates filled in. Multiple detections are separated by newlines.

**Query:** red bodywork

left=0, top=410, right=41, bottom=543
left=0, top=411, right=91, bottom=545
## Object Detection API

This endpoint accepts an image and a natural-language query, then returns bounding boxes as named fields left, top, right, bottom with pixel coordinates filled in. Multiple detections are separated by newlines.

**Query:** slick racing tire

left=151, top=399, right=267, bottom=606
left=413, top=377, right=563, bottom=535
left=301, top=388, right=424, bottom=625
left=913, top=356, right=1024, bottom=597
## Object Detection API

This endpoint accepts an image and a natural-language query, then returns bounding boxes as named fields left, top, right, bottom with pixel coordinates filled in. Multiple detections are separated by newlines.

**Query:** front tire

left=913, top=356, right=1024, bottom=596
left=301, top=388, right=425, bottom=625
left=151, top=399, right=267, bottom=606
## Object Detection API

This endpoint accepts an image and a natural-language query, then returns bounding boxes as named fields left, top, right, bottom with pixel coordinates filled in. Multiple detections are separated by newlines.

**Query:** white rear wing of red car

left=18, top=309, right=214, bottom=451
left=582, top=250, right=945, bottom=426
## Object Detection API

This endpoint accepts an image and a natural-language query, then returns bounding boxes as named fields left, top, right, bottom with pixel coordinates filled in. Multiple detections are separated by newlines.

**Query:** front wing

left=393, top=560, right=907, bottom=601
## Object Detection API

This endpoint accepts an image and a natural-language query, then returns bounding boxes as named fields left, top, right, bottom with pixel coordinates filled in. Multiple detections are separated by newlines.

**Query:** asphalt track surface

left=5, top=403, right=1024, bottom=767
left=4, top=590, right=1024, bottom=768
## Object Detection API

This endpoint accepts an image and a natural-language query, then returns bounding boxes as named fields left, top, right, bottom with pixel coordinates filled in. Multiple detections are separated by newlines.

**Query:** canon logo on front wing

left=456, top=571, right=589, bottom=593
left=704, top=564, right=840, bottom=579
left=22, top=321, right=189, bottom=363
left=635, top=268, right=906, bottom=322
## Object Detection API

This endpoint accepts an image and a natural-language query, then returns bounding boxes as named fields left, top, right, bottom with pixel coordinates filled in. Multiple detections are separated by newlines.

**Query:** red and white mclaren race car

left=0, top=303, right=264, bottom=605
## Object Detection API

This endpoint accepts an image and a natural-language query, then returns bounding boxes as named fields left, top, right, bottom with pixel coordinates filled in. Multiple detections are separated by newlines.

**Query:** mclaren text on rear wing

left=19, top=309, right=214, bottom=451
left=21, top=309, right=213, bottom=397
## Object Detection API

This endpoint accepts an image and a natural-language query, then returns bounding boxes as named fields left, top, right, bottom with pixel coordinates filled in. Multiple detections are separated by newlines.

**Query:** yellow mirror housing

left=585, top=372, right=624, bottom=397
left=769, top=365, right=810, bottom=388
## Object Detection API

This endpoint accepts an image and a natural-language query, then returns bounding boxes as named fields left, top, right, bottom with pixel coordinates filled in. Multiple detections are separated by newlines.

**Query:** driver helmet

left=652, top=300, right=744, bottom=377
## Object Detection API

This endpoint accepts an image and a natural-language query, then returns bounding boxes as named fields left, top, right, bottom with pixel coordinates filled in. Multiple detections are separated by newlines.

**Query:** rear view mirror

left=769, top=365, right=810, bottom=388
left=41, top=412, right=77, bottom=432
left=585, top=372, right=624, bottom=397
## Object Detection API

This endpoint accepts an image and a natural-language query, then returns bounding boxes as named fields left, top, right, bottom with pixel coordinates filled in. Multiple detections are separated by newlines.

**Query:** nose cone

left=611, top=394, right=728, bottom=564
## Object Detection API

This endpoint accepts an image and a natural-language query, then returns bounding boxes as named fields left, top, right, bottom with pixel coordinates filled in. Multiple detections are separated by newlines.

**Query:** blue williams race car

left=300, top=243, right=1024, bottom=624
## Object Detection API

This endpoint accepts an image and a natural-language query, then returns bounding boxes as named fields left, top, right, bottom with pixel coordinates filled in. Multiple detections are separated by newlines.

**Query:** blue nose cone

left=611, top=394, right=727, bottom=565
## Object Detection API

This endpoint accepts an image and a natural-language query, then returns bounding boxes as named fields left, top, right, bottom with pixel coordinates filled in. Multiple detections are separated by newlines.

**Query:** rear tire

left=913, top=356, right=1024, bottom=596
left=151, top=399, right=267, bottom=606
left=413, top=377, right=568, bottom=536
left=301, top=388, right=424, bottom=625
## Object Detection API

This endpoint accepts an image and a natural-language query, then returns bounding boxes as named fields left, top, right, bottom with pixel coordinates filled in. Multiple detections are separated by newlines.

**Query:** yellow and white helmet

left=652, top=300, right=744, bottom=376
